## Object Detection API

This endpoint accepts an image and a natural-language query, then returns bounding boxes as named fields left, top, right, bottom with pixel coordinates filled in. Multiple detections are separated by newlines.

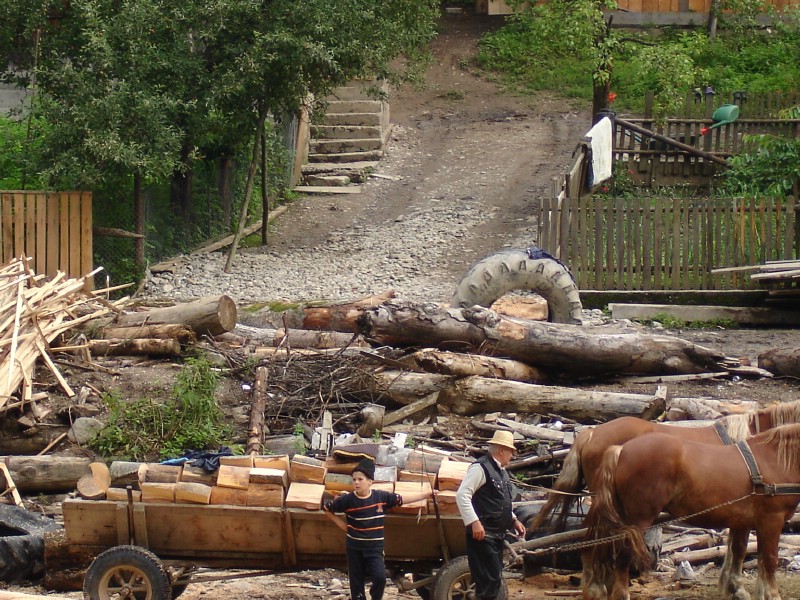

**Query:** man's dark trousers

left=465, top=530, right=505, bottom=599
left=346, top=546, right=387, bottom=600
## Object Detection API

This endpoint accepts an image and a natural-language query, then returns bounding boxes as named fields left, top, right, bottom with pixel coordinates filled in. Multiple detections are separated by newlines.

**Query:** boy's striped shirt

left=324, top=489, right=403, bottom=549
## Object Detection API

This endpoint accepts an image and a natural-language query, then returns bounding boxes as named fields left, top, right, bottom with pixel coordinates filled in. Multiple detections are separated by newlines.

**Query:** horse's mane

left=759, top=423, right=800, bottom=473
left=761, top=400, right=800, bottom=428
left=720, top=413, right=752, bottom=442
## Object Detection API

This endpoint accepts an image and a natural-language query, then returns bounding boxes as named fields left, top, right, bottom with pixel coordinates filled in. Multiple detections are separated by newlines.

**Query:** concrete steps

left=297, top=80, right=390, bottom=193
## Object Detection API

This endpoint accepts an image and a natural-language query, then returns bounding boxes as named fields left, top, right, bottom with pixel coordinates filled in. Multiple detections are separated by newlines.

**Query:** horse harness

left=735, top=440, right=800, bottom=496
left=714, top=420, right=734, bottom=445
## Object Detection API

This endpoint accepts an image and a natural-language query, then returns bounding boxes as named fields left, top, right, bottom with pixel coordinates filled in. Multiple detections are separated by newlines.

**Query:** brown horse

left=528, top=400, right=800, bottom=533
left=581, top=423, right=800, bottom=600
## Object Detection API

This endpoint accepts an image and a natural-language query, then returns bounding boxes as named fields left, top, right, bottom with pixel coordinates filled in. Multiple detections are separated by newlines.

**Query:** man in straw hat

left=456, top=429, right=525, bottom=600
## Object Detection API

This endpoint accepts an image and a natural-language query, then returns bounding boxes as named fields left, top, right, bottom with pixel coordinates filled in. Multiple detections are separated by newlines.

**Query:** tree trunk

left=273, top=328, right=367, bottom=349
left=261, top=122, right=269, bottom=246
left=3, top=456, right=91, bottom=493
left=242, top=290, right=396, bottom=332
left=368, top=371, right=665, bottom=422
left=358, top=302, right=725, bottom=377
left=97, top=324, right=196, bottom=344
left=758, top=348, right=800, bottom=378
left=111, top=295, right=237, bottom=337
left=402, top=348, right=549, bottom=383
left=247, top=367, right=268, bottom=455
left=217, top=156, right=234, bottom=228
left=133, top=173, right=145, bottom=268
left=225, top=109, right=267, bottom=273
left=87, top=338, right=182, bottom=357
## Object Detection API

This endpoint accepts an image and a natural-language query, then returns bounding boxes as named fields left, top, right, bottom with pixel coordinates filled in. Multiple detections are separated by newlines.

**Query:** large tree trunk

left=87, top=338, right=182, bottom=357
left=358, top=302, right=725, bottom=377
left=97, top=324, right=196, bottom=344
left=241, top=291, right=396, bottom=332
left=368, top=371, right=665, bottom=422
left=758, top=348, right=800, bottom=378
left=217, top=156, right=234, bottom=228
left=3, top=456, right=91, bottom=493
left=401, top=348, right=549, bottom=383
left=111, top=295, right=236, bottom=337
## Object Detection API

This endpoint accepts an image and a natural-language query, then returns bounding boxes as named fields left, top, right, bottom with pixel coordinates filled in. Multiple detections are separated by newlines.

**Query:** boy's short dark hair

left=352, top=458, right=375, bottom=481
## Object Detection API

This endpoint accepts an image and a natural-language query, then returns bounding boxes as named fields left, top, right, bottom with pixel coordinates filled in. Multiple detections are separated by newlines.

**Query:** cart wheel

left=431, top=556, right=507, bottom=600
left=83, top=545, right=171, bottom=600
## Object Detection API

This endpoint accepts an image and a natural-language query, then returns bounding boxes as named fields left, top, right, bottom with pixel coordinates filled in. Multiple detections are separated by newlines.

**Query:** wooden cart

left=62, top=498, right=475, bottom=600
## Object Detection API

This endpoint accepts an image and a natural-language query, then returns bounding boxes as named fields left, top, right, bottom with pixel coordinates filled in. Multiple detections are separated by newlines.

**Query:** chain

left=523, top=492, right=755, bottom=555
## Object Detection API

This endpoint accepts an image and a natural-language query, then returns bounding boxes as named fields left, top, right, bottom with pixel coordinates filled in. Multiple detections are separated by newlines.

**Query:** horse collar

left=735, top=440, right=800, bottom=496
left=714, top=420, right=733, bottom=445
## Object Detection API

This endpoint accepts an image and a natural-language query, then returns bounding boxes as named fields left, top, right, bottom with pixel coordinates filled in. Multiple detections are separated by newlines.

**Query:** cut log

left=393, top=482, right=431, bottom=514
left=174, top=482, right=213, bottom=504
left=666, top=397, right=759, bottom=421
left=429, top=490, right=460, bottom=514
left=247, top=367, right=268, bottom=455
left=138, top=464, right=182, bottom=484
left=95, top=324, right=196, bottom=344
left=369, top=371, right=665, bottom=422
left=402, top=349, right=549, bottom=383
left=398, top=470, right=437, bottom=486
left=210, top=486, right=248, bottom=506
left=76, top=462, right=111, bottom=500
left=219, top=455, right=255, bottom=468
left=290, top=456, right=327, bottom=484
left=250, top=468, right=288, bottom=487
left=358, top=302, right=725, bottom=377
left=110, top=461, right=142, bottom=488
left=82, top=338, right=181, bottom=357
left=179, top=465, right=217, bottom=486
left=247, top=483, right=285, bottom=507
left=112, top=295, right=237, bottom=337
left=671, top=541, right=758, bottom=565
left=324, top=458, right=359, bottom=475
left=254, top=454, right=291, bottom=475
left=405, top=450, right=445, bottom=474
left=495, top=417, right=579, bottom=445
left=140, top=482, right=176, bottom=503
left=356, top=403, right=385, bottom=438
left=285, top=482, right=325, bottom=510
left=324, top=472, right=354, bottom=492
left=437, top=458, right=470, bottom=491
left=242, top=291, right=396, bottom=333
left=382, top=392, right=439, bottom=427
left=216, top=465, right=251, bottom=490
left=273, top=328, right=367, bottom=349
left=106, top=488, right=142, bottom=502
left=2, top=456, right=93, bottom=493
left=759, top=348, right=800, bottom=378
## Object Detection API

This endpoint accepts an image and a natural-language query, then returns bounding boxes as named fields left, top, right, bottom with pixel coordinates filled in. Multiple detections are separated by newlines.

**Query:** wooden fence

left=538, top=195, right=799, bottom=290
left=615, top=91, right=800, bottom=185
left=0, top=191, right=93, bottom=287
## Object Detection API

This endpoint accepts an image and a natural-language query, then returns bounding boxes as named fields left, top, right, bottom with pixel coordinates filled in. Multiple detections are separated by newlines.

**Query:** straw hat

left=487, top=430, right=516, bottom=451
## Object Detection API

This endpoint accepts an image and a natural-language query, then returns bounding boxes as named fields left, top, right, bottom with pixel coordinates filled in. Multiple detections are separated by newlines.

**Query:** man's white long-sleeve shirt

left=455, top=456, right=517, bottom=527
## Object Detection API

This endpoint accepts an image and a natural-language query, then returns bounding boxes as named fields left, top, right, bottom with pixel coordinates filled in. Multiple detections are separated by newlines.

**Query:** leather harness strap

left=735, top=440, right=800, bottom=496
left=714, top=420, right=733, bottom=445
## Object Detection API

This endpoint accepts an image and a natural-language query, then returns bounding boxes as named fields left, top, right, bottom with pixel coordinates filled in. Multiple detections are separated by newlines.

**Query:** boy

left=323, top=458, right=433, bottom=600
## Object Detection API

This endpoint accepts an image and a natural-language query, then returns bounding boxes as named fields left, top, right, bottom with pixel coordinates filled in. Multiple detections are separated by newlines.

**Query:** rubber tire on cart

left=0, top=504, right=60, bottom=583
left=83, top=545, right=171, bottom=600
left=432, top=556, right=507, bottom=600
left=451, top=248, right=582, bottom=324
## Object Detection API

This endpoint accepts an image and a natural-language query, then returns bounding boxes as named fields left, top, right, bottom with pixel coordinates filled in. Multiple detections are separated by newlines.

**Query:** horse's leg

left=581, top=546, right=608, bottom=600
left=719, top=528, right=752, bottom=600
left=754, top=524, right=783, bottom=600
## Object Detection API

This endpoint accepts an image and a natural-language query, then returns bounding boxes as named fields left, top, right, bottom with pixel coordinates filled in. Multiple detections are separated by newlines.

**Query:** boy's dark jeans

left=346, top=546, right=387, bottom=600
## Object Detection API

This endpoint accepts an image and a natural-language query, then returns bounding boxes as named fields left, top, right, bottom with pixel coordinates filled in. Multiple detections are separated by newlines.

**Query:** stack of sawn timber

left=86, top=448, right=473, bottom=514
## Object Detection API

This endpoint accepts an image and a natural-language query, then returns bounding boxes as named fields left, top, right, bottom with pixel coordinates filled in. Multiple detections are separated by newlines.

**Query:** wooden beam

left=609, top=303, right=800, bottom=326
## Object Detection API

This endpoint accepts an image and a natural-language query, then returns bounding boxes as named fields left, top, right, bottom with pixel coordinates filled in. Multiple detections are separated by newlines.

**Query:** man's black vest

left=470, top=454, right=513, bottom=536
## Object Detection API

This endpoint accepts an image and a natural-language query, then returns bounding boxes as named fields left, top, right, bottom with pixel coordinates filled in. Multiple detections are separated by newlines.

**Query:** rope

left=522, top=492, right=755, bottom=555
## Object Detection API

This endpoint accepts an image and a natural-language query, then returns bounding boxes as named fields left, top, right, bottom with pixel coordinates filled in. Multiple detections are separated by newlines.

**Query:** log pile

left=77, top=447, right=472, bottom=514
left=0, top=257, right=115, bottom=415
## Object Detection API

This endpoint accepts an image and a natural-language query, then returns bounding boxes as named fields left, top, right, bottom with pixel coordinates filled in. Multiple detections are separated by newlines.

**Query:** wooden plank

left=609, top=303, right=800, bottom=326
left=210, top=486, right=248, bottom=506
left=578, top=195, right=589, bottom=288
left=0, top=193, right=10, bottom=262
left=59, top=192, right=69, bottom=274
left=68, top=191, right=81, bottom=278
left=35, top=193, right=47, bottom=275
left=285, top=482, right=325, bottom=510
left=594, top=199, right=603, bottom=288
left=80, top=192, right=93, bottom=287
left=24, top=193, right=35, bottom=261
left=13, top=193, right=25, bottom=260
left=653, top=197, right=663, bottom=290
left=615, top=197, right=623, bottom=289
left=46, top=192, right=59, bottom=276
left=62, top=499, right=119, bottom=546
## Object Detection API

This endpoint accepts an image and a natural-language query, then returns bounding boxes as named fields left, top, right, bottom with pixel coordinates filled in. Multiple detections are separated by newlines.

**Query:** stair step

left=308, top=150, right=383, bottom=163
left=303, top=160, right=379, bottom=177
left=294, top=185, right=362, bottom=195
left=312, top=125, right=383, bottom=140
left=321, top=112, right=383, bottom=127
left=324, top=85, right=384, bottom=101
left=305, top=174, right=352, bottom=186
left=325, top=99, right=383, bottom=113
left=310, top=138, right=383, bottom=154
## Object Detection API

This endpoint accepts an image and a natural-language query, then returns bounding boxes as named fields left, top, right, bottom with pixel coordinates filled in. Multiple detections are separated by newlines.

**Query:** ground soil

left=5, top=9, right=800, bottom=600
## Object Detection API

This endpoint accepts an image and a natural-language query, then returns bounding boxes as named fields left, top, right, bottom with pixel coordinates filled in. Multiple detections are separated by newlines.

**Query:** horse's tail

left=584, top=446, right=651, bottom=577
left=527, top=429, right=590, bottom=534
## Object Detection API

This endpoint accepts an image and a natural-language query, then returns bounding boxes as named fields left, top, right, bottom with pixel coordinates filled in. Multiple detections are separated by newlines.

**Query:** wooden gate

left=0, top=191, right=93, bottom=285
